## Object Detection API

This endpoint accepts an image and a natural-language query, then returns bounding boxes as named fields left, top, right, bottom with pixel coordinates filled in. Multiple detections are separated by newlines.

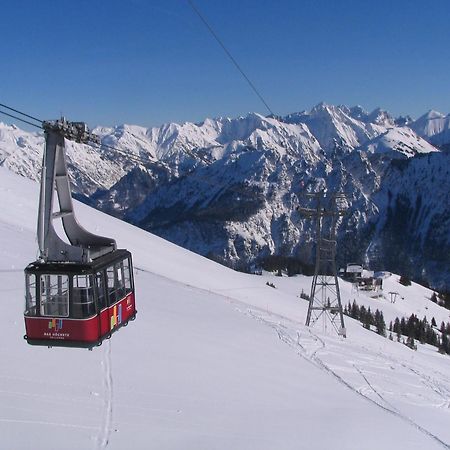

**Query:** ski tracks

left=353, top=364, right=399, bottom=412
left=404, top=365, right=450, bottom=410
left=97, top=340, right=113, bottom=449
left=244, top=307, right=450, bottom=450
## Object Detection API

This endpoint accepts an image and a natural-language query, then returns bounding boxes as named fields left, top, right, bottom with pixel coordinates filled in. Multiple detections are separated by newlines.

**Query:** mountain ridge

left=0, top=103, right=448, bottom=289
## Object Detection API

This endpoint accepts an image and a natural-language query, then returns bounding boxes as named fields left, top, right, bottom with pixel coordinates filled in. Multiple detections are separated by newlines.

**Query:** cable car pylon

left=24, top=118, right=137, bottom=349
left=299, top=190, right=347, bottom=337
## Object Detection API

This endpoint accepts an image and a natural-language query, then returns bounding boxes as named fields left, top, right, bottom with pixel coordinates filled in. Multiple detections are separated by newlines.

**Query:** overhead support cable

left=187, top=0, right=275, bottom=117
left=0, top=102, right=43, bottom=124
left=0, top=109, right=43, bottom=129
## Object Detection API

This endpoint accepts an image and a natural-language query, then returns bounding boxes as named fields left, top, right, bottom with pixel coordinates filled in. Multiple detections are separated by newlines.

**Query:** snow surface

left=362, top=127, right=438, bottom=156
left=0, top=168, right=449, bottom=449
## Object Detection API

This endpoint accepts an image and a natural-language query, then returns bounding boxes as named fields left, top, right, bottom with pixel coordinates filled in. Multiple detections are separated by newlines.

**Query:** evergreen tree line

left=344, top=300, right=450, bottom=355
left=390, top=315, right=450, bottom=354
left=260, top=255, right=315, bottom=277
left=390, top=314, right=438, bottom=350
left=344, top=301, right=386, bottom=337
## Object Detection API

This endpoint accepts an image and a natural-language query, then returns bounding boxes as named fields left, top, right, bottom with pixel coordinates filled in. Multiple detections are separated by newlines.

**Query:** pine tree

left=418, top=318, right=426, bottom=345
left=393, top=317, right=400, bottom=334
left=367, top=307, right=374, bottom=326
left=363, top=307, right=374, bottom=330
left=375, top=309, right=386, bottom=337
left=426, top=325, right=438, bottom=347
left=346, top=301, right=352, bottom=316
left=438, top=333, right=448, bottom=354
left=360, top=305, right=366, bottom=325
left=406, top=325, right=417, bottom=350
left=400, top=317, right=407, bottom=335
left=399, top=274, right=411, bottom=286
left=431, top=317, right=437, bottom=327
left=393, top=317, right=401, bottom=342
left=351, top=300, right=360, bottom=320
left=407, top=314, right=418, bottom=340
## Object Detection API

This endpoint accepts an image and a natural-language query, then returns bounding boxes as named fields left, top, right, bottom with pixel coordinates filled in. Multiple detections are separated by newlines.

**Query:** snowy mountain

left=1, top=167, right=450, bottom=449
left=284, top=103, right=392, bottom=151
left=0, top=103, right=448, bottom=291
left=0, top=122, right=128, bottom=195
left=410, top=110, right=450, bottom=150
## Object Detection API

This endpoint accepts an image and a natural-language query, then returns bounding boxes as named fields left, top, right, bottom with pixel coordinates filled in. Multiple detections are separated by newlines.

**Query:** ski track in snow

left=97, top=340, right=114, bottom=449
left=357, top=343, right=450, bottom=410
left=242, top=307, right=450, bottom=450
left=0, top=418, right=100, bottom=431
left=352, top=364, right=399, bottom=412
left=403, top=365, right=450, bottom=409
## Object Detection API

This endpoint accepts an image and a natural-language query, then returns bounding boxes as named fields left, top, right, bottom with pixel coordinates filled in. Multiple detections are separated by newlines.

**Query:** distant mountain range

left=0, top=103, right=449, bottom=289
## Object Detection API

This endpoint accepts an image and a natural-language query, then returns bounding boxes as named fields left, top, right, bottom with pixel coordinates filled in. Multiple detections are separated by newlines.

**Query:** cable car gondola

left=24, top=119, right=136, bottom=349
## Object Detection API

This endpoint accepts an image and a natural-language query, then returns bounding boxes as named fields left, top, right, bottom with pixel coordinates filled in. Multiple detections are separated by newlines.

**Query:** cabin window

left=115, top=261, right=126, bottom=300
left=25, top=274, right=37, bottom=316
left=106, top=260, right=130, bottom=305
left=123, top=258, right=132, bottom=293
left=96, top=271, right=107, bottom=310
left=106, top=266, right=118, bottom=305
left=72, top=274, right=95, bottom=318
left=40, top=274, right=69, bottom=317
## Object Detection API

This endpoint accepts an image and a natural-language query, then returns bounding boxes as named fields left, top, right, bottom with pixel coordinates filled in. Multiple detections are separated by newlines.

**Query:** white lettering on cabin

left=43, top=332, right=70, bottom=339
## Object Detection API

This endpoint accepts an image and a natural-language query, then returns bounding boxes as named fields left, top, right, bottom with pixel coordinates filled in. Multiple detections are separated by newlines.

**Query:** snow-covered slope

left=361, top=126, right=438, bottom=156
left=1, top=168, right=450, bottom=449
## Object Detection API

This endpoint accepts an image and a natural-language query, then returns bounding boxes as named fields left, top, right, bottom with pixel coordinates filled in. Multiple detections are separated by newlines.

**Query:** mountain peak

left=421, top=110, right=445, bottom=120
left=348, top=105, right=369, bottom=121
left=410, top=109, right=450, bottom=145
left=310, top=102, right=335, bottom=115
left=367, top=108, right=394, bottom=126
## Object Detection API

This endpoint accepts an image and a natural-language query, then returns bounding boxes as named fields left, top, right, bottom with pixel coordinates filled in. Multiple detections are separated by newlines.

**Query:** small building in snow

left=340, top=264, right=383, bottom=292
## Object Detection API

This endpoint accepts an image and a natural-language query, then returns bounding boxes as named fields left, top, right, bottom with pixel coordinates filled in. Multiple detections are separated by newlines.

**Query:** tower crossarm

left=42, top=118, right=100, bottom=145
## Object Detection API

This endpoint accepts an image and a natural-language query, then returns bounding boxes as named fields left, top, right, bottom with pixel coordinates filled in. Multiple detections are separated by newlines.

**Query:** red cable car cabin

left=24, top=118, right=137, bottom=349
left=24, top=250, right=136, bottom=348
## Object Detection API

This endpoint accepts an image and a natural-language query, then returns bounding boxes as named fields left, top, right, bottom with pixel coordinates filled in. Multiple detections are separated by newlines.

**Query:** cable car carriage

left=24, top=119, right=136, bottom=349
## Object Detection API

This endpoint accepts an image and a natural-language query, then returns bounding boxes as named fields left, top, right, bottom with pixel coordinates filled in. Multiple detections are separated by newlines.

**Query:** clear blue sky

left=1, top=0, right=449, bottom=129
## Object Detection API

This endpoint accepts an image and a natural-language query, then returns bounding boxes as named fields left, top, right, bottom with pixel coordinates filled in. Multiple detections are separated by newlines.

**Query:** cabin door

left=95, top=271, right=110, bottom=337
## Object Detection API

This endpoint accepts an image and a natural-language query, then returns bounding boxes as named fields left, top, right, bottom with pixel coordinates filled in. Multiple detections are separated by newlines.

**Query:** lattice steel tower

left=299, top=191, right=347, bottom=337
